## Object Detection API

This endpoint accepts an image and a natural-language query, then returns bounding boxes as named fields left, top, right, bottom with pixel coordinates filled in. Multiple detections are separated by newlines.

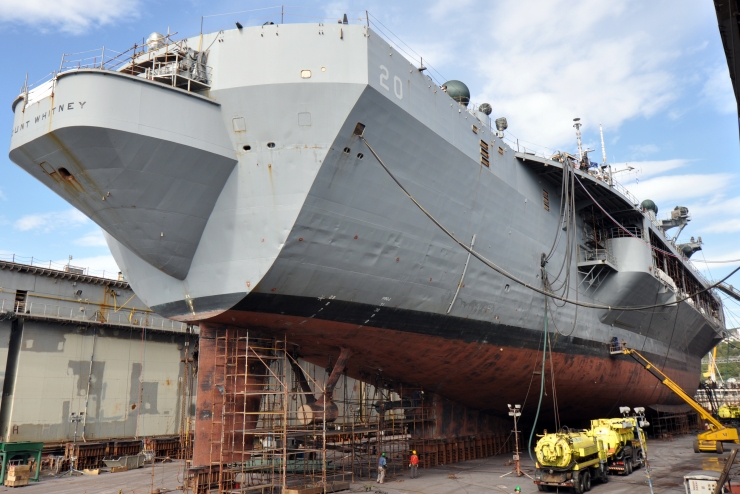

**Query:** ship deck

left=516, top=151, right=637, bottom=212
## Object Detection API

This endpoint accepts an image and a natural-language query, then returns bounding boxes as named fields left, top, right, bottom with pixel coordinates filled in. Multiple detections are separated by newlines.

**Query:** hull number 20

left=379, top=65, right=403, bottom=100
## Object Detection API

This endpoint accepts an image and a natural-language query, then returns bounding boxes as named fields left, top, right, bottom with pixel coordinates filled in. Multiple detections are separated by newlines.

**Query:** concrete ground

left=0, top=435, right=729, bottom=493
left=350, top=435, right=729, bottom=494
left=0, top=460, right=186, bottom=494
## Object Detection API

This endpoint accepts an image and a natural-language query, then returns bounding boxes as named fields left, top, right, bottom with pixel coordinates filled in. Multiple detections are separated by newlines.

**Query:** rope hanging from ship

left=528, top=280, right=551, bottom=465
left=357, top=130, right=740, bottom=312
left=527, top=267, right=565, bottom=465
left=541, top=146, right=580, bottom=335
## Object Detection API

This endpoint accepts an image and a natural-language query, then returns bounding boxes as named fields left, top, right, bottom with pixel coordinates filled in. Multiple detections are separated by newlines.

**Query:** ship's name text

left=12, top=101, right=87, bottom=136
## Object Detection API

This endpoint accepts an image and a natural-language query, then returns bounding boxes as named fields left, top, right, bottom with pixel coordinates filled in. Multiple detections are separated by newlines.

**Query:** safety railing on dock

left=0, top=254, right=123, bottom=281
left=0, top=299, right=192, bottom=333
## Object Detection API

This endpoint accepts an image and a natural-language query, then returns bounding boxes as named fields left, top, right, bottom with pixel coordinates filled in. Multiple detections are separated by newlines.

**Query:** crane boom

left=623, top=349, right=725, bottom=430
left=615, top=346, right=739, bottom=453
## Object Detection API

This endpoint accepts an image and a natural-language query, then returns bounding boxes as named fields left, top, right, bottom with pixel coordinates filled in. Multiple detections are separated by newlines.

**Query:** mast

left=599, top=123, right=614, bottom=186
left=573, top=118, right=583, bottom=161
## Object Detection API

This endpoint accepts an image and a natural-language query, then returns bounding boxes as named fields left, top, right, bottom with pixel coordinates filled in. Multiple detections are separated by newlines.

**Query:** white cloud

left=686, top=40, right=709, bottom=55
left=469, top=0, right=710, bottom=150
left=73, top=229, right=109, bottom=248
left=0, top=0, right=140, bottom=34
left=428, top=0, right=476, bottom=21
left=14, top=209, right=88, bottom=232
left=703, top=219, right=740, bottom=235
left=684, top=195, right=740, bottom=222
left=0, top=188, right=6, bottom=201
left=628, top=144, right=660, bottom=156
left=700, top=64, right=736, bottom=115
left=55, top=254, right=121, bottom=278
left=615, top=158, right=691, bottom=180
left=625, top=173, right=733, bottom=206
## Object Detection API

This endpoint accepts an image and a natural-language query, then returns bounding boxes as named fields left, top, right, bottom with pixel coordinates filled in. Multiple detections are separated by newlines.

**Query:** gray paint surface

left=9, top=72, right=237, bottom=280
left=7, top=23, right=723, bottom=408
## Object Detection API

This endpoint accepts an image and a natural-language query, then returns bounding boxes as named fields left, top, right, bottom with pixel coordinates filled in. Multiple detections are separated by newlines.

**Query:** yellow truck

left=587, top=416, right=646, bottom=475
left=718, top=405, right=740, bottom=421
left=533, top=427, right=609, bottom=493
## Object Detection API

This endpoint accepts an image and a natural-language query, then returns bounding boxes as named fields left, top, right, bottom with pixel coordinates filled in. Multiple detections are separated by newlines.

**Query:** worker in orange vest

left=409, top=450, right=419, bottom=478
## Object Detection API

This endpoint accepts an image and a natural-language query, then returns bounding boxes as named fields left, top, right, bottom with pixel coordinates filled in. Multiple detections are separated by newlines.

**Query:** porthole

left=267, top=142, right=276, bottom=148
left=242, top=145, right=251, bottom=151
left=357, top=153, right=364, bottom=159
left=343, top=147, right=351, bottom=154
left=301, top=70, right=312, bottom=79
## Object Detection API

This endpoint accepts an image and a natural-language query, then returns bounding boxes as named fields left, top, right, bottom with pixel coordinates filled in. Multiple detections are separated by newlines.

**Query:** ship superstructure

left=8, top=19, right=726, bottom=465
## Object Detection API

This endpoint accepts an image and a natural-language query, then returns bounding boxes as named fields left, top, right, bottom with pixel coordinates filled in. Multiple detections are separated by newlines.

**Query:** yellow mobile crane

left=613, top=346, right=739, bottom=453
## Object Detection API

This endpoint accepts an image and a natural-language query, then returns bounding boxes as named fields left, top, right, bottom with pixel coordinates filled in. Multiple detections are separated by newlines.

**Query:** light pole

left=61, top=412, right=84, bottom=476
left=501, top=404, right=530, bottom=479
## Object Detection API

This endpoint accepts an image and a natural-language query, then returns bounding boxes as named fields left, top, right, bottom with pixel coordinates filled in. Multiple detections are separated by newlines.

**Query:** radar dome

left=479, top=103, right=492, bottom=115
left=641, top=199, right=658, bottom=214
left=443, top=80, right=470, bottom=107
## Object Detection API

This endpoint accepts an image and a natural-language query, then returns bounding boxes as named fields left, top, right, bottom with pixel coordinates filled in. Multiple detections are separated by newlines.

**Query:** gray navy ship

left=8, top=20, right=725, bottom=427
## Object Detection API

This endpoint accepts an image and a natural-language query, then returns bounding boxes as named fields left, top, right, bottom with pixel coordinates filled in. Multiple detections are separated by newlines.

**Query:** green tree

left=701, top=341, right=740, bottom=382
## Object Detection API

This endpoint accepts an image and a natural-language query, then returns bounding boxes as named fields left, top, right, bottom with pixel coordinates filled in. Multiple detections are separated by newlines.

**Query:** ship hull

left=203, top=297, right=701, bottom=420
left=8, top=23, right=722, bottom=427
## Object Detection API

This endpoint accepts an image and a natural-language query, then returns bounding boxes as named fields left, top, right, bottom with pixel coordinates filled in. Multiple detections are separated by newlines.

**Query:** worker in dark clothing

left=409, top=450, right=419, bottom=478
left=377, top=452, right=387, bottom=484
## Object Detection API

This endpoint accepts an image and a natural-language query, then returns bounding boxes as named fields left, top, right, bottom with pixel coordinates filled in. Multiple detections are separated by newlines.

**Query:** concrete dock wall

left=0, top=259, right=197, bottom=444
left=4, top=321, right=191, bottom=442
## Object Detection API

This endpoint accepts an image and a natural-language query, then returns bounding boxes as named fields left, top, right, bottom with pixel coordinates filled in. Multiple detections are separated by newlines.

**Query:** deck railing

left=578, top=247, right=617, bottom=267
left=56, top=35, right=213, bottom=92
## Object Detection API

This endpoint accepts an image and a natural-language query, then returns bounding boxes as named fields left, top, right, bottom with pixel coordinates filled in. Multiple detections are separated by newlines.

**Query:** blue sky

left=1, top=1, right=740, bottom=321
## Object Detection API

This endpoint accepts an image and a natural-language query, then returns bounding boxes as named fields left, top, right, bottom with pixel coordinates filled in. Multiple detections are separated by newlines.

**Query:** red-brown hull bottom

left=204, top=309, right=697, bottom=417
left=191, top=306, right=699, bottom=466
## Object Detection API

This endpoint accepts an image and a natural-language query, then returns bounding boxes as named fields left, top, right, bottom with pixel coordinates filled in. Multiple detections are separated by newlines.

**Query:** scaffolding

left=187, top=329, right=511, bottom=493
left=179, top=336, right=196, bottom=461
left=647, top=406, right=700, bottom=440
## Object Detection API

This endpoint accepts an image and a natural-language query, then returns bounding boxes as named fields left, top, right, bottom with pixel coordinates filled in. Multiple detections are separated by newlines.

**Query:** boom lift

left=611, top=345, right=739, bottom=453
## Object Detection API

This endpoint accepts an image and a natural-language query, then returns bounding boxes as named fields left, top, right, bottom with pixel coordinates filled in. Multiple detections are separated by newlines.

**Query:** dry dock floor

left=0, top=434, right=729, bottom=493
